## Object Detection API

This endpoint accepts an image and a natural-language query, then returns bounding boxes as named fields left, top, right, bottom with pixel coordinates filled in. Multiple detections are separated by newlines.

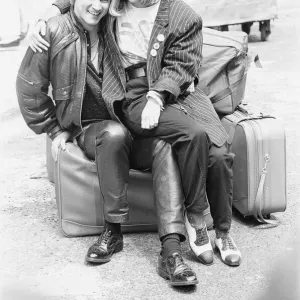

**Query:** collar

left=154, top=0, right=170, bottom=27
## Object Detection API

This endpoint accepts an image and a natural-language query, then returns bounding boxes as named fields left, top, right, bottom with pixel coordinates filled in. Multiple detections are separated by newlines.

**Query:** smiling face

left=74, top=0, right=110, bottom=31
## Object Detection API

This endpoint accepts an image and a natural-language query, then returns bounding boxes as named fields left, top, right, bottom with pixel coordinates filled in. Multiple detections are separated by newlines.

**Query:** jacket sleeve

left=16, top=33, right=64, bottom=140
left=150, top=15, right=203, bottom=103
left=52, top=0, right=71, bottom=14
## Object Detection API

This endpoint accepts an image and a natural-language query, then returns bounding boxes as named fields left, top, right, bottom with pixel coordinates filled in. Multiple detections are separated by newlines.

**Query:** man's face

left=74, top=0, right=110, bottom=31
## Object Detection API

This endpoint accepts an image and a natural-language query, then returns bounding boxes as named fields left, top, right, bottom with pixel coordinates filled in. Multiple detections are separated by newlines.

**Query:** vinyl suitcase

left=49, top=140, right=213, bottom=237
left=221, top=104, right=286, bottom=223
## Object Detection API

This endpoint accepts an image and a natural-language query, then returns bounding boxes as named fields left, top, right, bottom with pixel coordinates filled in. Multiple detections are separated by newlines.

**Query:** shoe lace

left=221, top=235, right=237, bottom=251
left=174, top=254, right=185, bottom=267
left=195, top=227, right=209, bottom=246
left=97, top=230, right=111, bottom=245
left=173, top=254, right=193, bottom=275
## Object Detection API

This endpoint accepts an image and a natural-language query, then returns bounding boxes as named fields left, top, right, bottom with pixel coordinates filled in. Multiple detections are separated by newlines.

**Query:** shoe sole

left=85, top=241, right=123, bottom=264
left=157, top=267, right=198, bottom=286
left=215, top=247, right=241, bottom=267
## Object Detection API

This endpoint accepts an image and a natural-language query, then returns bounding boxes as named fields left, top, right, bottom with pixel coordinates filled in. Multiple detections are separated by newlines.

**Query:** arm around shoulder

left=52, top=0, right=71, bottom=14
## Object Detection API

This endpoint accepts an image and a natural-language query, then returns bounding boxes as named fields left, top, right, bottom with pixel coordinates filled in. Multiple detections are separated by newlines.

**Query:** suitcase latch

left=262, top=154, right=270, bottom=174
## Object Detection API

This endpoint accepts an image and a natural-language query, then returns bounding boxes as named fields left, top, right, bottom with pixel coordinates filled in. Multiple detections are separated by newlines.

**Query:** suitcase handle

left=253, top=154, right=279, bottom=226
left=227, top=107, right=274, bottom=146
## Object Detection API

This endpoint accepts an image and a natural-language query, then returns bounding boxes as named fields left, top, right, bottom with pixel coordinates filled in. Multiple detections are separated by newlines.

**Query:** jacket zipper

left=78, top=31, right=88, bottom=131
left=17, top=73, right=34, bottom=85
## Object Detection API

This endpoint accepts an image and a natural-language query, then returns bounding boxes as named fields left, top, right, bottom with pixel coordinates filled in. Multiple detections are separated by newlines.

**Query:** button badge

left=157, top=34, right=165, bottom=42
left=153, top=43, right=160, bottom=50
left=150, top=49, right=157, bottom=57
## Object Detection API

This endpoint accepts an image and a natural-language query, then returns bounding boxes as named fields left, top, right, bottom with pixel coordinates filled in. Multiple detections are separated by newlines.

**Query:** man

left=104, top=0, right=242, bottom=269
left=17, top=0, right=201, bottom=287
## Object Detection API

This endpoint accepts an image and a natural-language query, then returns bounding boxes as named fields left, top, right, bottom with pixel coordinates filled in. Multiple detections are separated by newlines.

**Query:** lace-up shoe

left=85, top=228, right=123, bottom=263
left=215, top=234, right=241, bottom=266
left=157, top=252, right=198, bottom=286
left=185, top=213, right=214, bottom=265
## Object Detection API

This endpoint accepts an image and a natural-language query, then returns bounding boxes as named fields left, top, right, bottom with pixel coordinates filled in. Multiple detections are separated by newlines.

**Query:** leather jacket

left=16, top=11, right=112, bottom=139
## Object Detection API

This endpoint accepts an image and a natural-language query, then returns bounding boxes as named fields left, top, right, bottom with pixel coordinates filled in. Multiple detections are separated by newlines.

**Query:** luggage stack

left=199, top=28, right=286, bottom=224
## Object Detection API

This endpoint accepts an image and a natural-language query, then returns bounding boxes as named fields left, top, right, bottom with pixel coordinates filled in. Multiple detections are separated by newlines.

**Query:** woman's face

left=74, top=0, right=110, bottom=31
left=127, top=0, right=159, bottom=8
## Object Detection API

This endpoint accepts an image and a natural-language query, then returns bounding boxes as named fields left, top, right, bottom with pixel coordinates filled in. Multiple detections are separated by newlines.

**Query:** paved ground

left=1, top=0, right=300, bottom=299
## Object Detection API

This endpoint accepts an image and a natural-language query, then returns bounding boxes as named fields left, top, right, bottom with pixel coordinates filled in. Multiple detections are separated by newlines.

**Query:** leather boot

left=151, top=140, right=186, bottom=240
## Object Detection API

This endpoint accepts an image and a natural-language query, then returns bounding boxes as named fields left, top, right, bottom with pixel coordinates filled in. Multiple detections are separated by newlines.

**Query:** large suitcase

left=221, top=104, right=286, bottom=223
left=48, top=139, right=213, bottom=237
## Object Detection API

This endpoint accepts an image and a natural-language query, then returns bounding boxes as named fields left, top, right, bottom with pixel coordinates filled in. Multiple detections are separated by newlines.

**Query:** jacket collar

left=154, top=0, right=170, bottom=27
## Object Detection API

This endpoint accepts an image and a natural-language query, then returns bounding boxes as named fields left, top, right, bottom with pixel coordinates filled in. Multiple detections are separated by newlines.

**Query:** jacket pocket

left=52, top=83, right=74, bottom=101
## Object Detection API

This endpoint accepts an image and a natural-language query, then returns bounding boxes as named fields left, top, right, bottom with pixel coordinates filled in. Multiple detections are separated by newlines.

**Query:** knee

left=96, top=121, right=131, bottom=146
left=188, top=127, right=208, bottom=145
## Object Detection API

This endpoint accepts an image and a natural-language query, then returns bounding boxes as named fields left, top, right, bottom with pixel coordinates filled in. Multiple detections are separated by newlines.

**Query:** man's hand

left=29, top=20, right=50, bottom=53
left=51, top=131, right=72, bottom=161
left=141, top=97, right=161, bottom=129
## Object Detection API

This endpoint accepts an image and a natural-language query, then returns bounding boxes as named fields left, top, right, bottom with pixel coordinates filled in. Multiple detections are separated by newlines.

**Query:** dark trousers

left=77, top=120, right=187, bottom=240
left=122, top=77, right=234, bottom=232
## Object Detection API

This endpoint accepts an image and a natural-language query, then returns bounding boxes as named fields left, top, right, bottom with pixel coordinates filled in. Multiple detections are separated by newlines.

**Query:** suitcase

left=198, top=28, right=251, bottom=115
left=47, top=138, right=213, bottom=237
left=221, top=104, right=286, bottom=224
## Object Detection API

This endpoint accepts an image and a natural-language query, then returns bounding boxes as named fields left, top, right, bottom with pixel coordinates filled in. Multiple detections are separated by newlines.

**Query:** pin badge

left=157, top=34, right=165, bottom=42
left=153, top=43, right=160, bottom=50
left=150, top=49, right=157, bottom=57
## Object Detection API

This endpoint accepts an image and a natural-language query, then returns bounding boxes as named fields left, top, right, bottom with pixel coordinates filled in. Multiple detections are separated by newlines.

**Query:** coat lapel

left=147, top=0, right=170, bottom=84
left=105, top=16, right=127, bottom=89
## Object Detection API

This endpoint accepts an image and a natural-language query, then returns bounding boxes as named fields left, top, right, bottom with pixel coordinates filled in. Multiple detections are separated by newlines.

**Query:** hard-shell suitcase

left=221, top=104, right=286, bottom=223
left=48, top=140, right=213, bottom=237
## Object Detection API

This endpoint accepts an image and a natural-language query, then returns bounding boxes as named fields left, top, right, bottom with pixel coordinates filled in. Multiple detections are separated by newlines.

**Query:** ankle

left=186, top=210, right=205, bottom=229
left=104, top=220, right=121, bottom=233
left=161, top=233, right=182, bottom=258
left=215, top=229, right=229, bottom=239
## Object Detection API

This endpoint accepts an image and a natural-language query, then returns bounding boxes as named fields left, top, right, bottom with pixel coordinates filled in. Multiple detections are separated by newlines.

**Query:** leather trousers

left=77, top=120, right=187, bottom=240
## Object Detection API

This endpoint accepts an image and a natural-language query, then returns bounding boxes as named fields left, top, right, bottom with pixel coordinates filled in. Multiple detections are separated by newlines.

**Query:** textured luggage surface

left=51, top=141, right=213, bottom=237
left=221, top=104, right=286, bottom=222
left=198, top=28, right=250, bottom=115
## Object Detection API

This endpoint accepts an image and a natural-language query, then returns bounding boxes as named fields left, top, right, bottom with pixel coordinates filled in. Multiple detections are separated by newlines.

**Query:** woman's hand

left=51, top=131, right=72, bottom=161
left=141, top=97, right=162, bottom=129
left=29, top=20, right=50, bottom=53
